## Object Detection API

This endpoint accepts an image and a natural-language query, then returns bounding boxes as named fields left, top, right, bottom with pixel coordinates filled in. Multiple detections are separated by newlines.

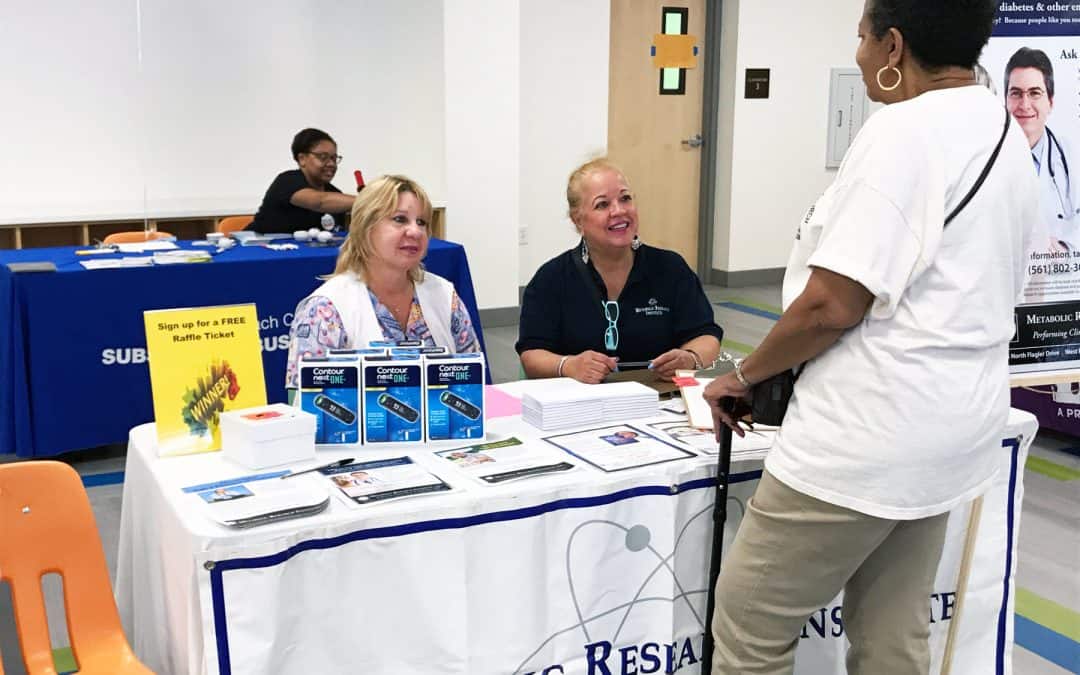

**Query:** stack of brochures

left=522, top=380, right=658, bottom=430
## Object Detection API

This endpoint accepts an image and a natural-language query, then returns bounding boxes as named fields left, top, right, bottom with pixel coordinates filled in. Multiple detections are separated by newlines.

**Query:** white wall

left=443, top=0, right=521, bottom=309
left=518, top=0, right=610, bottom=286
left=712, top=0, right=867, bottom=273
left=0, top=0, right=446, bottom=223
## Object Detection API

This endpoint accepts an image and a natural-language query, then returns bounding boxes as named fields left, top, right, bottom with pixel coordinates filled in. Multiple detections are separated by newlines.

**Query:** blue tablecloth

left=0, top=239, right=486, bottom=457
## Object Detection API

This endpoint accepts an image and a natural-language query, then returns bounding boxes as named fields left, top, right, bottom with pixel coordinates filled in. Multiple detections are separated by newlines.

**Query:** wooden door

left=608, top=0, right=706, bottom=267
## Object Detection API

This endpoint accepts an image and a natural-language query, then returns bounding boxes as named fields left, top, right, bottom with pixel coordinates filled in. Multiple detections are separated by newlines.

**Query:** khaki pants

left=710, top=470, right=949, bottom=675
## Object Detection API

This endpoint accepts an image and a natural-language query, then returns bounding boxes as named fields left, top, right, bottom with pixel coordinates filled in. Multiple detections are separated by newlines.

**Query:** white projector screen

left=0, top=0, right=446, bottom=224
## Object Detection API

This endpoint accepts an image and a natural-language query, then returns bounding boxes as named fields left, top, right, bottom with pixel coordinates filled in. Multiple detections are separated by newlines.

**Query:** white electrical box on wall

left=826, top=68, right=870, bottom=169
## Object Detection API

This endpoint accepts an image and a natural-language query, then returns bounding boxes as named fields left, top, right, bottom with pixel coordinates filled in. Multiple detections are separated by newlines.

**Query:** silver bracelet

left=684, top=348, right=704, bottom=370
left=556, top=355, right=570, bottom=377
left=733, top=359, right=751, bottom=388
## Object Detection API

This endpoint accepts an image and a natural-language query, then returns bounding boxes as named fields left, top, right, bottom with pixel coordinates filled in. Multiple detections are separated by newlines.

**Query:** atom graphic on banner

left=512, top=495, right=747, bottom=674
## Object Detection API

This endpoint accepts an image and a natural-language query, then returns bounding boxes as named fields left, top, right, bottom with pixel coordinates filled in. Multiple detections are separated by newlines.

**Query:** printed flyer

left=543, top=424, right=695, bottom=473
left=144, top=304, right=267, bottom=455
left=435, top=437, right=576, bottom=484
left=981, top=5, right=1080, bottom=434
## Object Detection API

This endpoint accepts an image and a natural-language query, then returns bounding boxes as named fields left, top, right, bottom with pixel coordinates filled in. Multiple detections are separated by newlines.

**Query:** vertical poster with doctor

left=981, top=5, right=1080, bottom=435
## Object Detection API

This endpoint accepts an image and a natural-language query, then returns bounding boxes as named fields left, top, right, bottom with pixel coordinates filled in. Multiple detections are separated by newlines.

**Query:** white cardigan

left=307, top=271, right=457, bottom=349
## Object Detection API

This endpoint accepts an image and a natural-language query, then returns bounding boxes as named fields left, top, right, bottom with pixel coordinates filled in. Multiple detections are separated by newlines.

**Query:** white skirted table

left=114, top=383, right=1035, bottom=675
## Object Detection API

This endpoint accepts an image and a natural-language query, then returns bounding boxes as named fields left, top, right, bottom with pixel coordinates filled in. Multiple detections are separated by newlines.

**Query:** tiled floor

left=1, top=283, right=1076, bottom=674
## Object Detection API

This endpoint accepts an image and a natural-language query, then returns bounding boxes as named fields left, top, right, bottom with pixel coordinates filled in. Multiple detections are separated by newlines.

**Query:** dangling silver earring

left=580, top=238, right=590, bottom=264
left=631, top=235, right=642, bottom=251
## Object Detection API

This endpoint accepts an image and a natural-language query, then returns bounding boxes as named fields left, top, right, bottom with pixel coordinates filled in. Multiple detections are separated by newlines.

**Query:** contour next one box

left=221, top=403, right=316, bottom=469
left=425, top=353, right=485, bottom=441
left=369, top=339, right=423, bottom=349
left=391, top=345, right=448, bottom=357
left=298, top=355, right=360, bottom=444
left=363, top=354, right=424, bottom=443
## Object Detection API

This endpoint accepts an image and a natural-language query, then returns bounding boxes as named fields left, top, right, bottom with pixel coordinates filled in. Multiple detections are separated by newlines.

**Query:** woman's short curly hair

left=867, top=0, right=996, bottom=70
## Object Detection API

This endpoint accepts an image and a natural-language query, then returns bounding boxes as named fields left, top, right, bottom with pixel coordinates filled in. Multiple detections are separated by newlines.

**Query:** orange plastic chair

left=216, top=215, right=254, bottom=235
left=0, top=461, right=153, bottom=674
left=101, top=231, right=175, bottom=245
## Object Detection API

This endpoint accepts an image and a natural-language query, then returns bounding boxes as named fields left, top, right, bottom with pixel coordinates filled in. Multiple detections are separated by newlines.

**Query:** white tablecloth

left=115, top=396, right=1036, bottom=675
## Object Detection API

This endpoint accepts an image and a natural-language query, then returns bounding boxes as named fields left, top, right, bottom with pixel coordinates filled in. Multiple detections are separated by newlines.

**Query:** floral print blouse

left=285, top=288, right=480, bottom=389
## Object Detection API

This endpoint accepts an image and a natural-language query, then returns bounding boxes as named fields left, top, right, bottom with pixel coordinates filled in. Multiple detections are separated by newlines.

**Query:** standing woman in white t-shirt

left=703, top=1, right=1037, bottom=672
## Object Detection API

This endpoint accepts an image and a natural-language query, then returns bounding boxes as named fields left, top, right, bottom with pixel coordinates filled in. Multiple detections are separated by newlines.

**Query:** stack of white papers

left=522, top=379, right=658, bottom=430
left=152, top=250, right=212, bottom=264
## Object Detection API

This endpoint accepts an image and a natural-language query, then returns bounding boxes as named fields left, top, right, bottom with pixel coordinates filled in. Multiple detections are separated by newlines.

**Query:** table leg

left=940, top=494, right=984, bottom=675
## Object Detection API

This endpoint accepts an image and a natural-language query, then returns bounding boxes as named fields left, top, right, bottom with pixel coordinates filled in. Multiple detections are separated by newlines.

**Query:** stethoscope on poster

left=1045, top=128, right=1077, bottom=221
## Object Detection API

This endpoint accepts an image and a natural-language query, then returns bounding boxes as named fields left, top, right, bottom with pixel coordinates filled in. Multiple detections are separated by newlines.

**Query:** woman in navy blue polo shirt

left=516, top=159, right=722, bottom=384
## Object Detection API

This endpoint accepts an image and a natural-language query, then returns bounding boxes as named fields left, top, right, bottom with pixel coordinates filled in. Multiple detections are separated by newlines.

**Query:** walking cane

left=700, top=397, right=734, bottom=674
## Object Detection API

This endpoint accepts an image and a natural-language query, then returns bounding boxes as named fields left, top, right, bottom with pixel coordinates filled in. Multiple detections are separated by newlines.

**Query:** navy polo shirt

left=515, top=244, right=723, bottom=363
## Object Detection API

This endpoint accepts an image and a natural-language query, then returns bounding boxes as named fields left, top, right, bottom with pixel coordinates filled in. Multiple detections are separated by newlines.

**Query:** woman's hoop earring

left=876, top=65, right=902, bottom=91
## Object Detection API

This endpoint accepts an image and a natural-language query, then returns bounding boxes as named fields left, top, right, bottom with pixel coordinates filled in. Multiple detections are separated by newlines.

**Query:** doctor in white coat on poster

left=1006, top=46, right=1080, bottom=251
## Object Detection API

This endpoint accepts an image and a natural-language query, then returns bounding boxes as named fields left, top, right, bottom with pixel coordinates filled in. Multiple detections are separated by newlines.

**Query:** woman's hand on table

left=703, top=371, right=753, bottom=439
left=564, top=351, right=618, bottom=384
left=650, top=349, right=698, bottom=380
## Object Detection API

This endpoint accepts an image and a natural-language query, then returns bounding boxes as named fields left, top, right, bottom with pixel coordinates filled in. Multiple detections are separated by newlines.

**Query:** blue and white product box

left=329, top=347, right=386, bottom=358
left=425, top=353, right=486, bottom=441
left=298, top=355, right=360, bottom=444
left=391, top=345, right=448, bottom=357
left=363, top=355, right=424, bottom=443
left=368, top=339, right=423, bottom=349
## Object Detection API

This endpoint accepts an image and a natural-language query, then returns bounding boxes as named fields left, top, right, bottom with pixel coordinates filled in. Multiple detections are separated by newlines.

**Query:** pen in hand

left=280, top=457, right=354, bottom=479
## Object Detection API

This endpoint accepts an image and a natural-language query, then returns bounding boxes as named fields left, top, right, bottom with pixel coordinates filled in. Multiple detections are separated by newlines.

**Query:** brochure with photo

left=435, top=437, right=576, bottom=484
left=322, top=457, right=452, bottom=504
left=181, top=471, right=329, bottom=529
left=542, top=424, right=695, bottom=473
left=646, top=420, right=777, bottom=458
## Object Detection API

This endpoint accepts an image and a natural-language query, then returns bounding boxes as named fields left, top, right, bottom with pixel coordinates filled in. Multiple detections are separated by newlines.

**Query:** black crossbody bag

left=750, top=109, right=1012, bottom=426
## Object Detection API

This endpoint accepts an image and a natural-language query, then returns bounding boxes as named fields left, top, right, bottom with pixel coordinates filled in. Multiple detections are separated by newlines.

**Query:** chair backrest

left=0, top=461, right=137, bottom=673
left=101, top=230, right=176, bottom=245
left=216, top=215, right=254, bottom=235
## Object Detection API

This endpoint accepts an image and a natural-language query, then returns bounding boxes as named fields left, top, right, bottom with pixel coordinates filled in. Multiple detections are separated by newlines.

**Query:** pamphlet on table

left=542, top=424, right=695, bottom=472
left=435, top=437, right=576, bottom=484
left=144, top=304, right=267, bottom=456
left=646, top=419, right=776, bottom=459
left=322, top=457, right=452, bottom=505
left=181, top=470, right=329, bottom=529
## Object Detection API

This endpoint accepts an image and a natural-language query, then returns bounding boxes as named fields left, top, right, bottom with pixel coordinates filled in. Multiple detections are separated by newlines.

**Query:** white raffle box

left=220, top=404, right=316, bottom=469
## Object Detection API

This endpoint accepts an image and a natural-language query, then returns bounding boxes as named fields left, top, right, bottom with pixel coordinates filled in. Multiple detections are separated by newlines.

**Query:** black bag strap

left=570, top=240, right=607, bottom=308
left=945, top=108, right=1010, bottom=227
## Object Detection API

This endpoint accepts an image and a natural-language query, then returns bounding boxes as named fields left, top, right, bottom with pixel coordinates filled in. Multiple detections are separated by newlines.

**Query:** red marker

left=354, top=170, right=365, bottom=191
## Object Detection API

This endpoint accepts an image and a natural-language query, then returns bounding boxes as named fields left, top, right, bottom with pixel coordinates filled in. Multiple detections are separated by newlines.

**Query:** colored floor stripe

left=1017, top=588, right=1080, bottom=643
left=721, top=339, right=756, bottom=355
left=1026, top=455, right=1080, bottom=482
left=1015, top=615, right=1080, bottom=673
left=52, top=646, right=77, bottom=673
left=81, top=470, right=124, bottom=488
left=715, top=301, right=780, bottom=321
left=725, top=297, right=783, bottom=316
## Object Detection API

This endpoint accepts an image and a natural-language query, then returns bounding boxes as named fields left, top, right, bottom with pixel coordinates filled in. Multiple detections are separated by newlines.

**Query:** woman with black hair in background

left=249, top=127, right=355, bottom=233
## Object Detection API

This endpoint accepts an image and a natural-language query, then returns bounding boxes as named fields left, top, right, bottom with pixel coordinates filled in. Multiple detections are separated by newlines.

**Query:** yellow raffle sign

left=144, top=304, right=267, bottom=456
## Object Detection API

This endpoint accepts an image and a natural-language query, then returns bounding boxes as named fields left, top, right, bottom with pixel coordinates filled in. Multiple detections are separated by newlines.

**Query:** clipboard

left=604, top=368, right=679, bottom=396
left=673, top=370, right=713, bottom=428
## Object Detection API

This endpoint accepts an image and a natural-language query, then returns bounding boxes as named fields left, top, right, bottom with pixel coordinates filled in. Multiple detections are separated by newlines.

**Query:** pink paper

left=485, top=385, right=522, bottom=418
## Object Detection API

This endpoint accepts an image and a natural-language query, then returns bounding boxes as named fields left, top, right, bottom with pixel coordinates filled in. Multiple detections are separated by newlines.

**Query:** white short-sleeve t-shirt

left=766, top=86, right=1038, bottom=520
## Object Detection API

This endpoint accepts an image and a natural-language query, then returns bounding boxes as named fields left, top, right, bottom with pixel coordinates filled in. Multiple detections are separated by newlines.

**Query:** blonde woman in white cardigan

left=285, top=175, right=479, bottom=391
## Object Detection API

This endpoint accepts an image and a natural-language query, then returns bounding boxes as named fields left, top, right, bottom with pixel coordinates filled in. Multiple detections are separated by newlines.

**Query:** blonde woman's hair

left=566, top=157, right=630, bottom=227
left=333, top=174, right=433, bottom=282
